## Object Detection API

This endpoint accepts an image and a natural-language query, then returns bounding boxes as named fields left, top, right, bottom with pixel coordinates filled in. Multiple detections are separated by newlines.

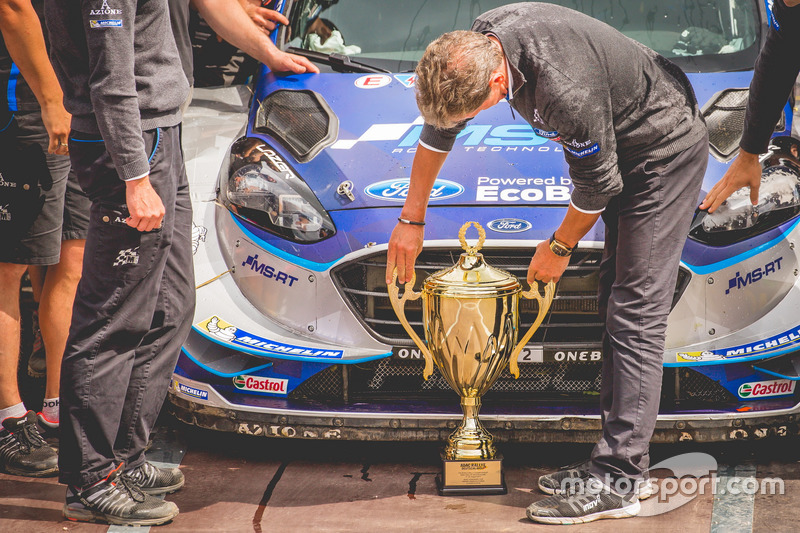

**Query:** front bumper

left=168, top=372, right=800, bottom=444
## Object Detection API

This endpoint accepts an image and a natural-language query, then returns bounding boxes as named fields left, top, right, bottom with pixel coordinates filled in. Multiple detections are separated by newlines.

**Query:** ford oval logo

left=487, top=218, right=532, bottom=233
left=364, top=178, right=464, bottom=202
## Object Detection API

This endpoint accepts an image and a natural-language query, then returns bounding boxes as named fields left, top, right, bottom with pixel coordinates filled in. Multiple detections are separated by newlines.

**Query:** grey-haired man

left=385, top=3, right=708, bottom=524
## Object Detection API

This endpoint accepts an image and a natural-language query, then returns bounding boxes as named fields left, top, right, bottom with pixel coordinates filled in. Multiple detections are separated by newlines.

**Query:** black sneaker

left=124, top=461, right=185, bottom=495
left=527, top=475, right=640, bottom=525
left=538, top=461, right=653, bottom=499
left=36, top=413, right=59, bottom=446
left=64, top=466, right=179, bottom=526
left=27, top=309, right=46, bottom=379
left=0, top=410, right=58, bottom=477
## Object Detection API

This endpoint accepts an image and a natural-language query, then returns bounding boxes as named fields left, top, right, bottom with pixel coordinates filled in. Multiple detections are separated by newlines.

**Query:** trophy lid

left=423, top=222, right=521, bottom=298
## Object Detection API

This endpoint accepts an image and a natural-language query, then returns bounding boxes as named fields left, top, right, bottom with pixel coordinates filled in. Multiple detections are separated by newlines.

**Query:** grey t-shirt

left=420, top=3, right=707, bottom=212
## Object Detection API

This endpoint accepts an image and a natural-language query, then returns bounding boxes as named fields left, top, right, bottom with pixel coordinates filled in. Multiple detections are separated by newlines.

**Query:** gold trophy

left=388, top=221, right=554, bottom=495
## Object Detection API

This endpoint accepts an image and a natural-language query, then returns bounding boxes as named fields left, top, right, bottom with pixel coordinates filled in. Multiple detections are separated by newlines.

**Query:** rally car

left=170, top=0, right=800, bottom=443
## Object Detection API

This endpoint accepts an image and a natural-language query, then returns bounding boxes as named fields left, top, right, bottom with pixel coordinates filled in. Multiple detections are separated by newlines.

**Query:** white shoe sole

left=527, top=499, right=641, bottom=525
left=63, top=503, right=179, bottom=526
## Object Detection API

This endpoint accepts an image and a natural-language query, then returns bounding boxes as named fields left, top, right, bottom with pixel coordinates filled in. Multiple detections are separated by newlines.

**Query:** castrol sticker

left=737, top=379, right=795, bottom=399
left=233, top=375, right=288, bottom=395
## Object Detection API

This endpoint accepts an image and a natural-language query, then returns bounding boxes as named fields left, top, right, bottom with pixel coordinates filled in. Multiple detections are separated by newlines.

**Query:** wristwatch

left=548, top=232, right=573, bottom=257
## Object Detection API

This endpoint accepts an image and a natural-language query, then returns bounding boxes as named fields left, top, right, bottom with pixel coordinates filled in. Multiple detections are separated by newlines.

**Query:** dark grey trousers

left=589, top=134, right=708, bottom=485
left=59, top=125, right=195, bottom=488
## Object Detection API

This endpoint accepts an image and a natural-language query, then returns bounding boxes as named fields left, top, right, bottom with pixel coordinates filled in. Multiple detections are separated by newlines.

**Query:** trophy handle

left=387, top=268, right=435, bottom=379
left=508, top=280, right=556, bottom=379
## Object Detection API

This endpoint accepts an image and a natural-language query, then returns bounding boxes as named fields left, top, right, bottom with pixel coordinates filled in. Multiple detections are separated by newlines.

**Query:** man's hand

left=699, top=150, right=762, bottom=213
left=264, top=48, right=319, bottom=74
left=527, top=239, right=570, bottom=284
left=385, top=223, right=425, bottom=285
left=238, top=0, right=287, bottom=33
left=125, top=176, right=165, bottom=232
left=40, top=101, right=71, bottom=155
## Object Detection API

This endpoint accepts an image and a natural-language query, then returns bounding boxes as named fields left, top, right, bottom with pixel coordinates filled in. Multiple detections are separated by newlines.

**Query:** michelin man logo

left=205, top=316, right=237, bottom=342
left=191, top=222, right=207, bottom=255
left=677, top=350, right=727, bottom=363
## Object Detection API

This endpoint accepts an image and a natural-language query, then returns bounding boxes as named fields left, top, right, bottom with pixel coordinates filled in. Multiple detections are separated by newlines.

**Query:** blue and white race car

left=170, top=0, right=800, bottom=443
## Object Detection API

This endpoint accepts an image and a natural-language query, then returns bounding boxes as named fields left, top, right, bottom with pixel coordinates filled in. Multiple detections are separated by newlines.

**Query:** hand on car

left=527, top=239, right=570, bottom=284
left=125, top=176, right=165, bottom=232
left=699, top=149, right=761, bottom=213
left=265, top=48, right=320, bottom=74
left=385, top=222, right=425, bottom=285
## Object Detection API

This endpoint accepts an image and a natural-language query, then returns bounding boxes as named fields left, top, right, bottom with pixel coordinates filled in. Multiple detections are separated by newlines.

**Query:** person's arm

left=385, top=145, right=449, bottom=285
left=527, top=205, right=600, bottom=284
left=0, top=0, right=69, bottom=154
left=81, top=0, right=164, bottom=231
left=191, top=0, right=318, bottom=74
left=700, top=0, right=800, bottom=213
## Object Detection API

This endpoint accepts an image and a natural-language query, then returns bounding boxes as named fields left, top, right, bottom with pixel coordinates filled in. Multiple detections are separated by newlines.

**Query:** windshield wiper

left=287, top=46, right=391, bottom=74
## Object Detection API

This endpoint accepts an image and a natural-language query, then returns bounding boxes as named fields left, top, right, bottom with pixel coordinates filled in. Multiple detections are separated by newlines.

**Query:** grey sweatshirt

left=419, top=3, right=707, bottom=213
left=45, top=0, right=189, bottom=181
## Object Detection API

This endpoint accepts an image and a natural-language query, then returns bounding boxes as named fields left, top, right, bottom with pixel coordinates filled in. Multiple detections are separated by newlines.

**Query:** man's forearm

left=554, top=205, right=602, bottom=248
left=0, top=0, right=63, bottom=110
left=401, top=145, right=449, bottom=222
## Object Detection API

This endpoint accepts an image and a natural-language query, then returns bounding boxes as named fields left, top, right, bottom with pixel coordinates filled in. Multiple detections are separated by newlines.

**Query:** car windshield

left=285, top=0, right=761, bottom=73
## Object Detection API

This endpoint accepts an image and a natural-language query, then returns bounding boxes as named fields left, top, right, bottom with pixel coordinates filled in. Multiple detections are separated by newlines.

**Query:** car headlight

left=220, top=137, right=336, bottom=243
left=690, top=137, right=800, bottom=246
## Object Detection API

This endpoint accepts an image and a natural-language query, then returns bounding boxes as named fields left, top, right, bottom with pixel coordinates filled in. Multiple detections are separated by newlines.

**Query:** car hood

left=253, top=70, right=756, bottom=213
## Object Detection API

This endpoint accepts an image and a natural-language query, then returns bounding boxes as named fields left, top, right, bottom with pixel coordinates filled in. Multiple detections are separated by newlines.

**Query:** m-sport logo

left=737, top=379, right=795, bottom=399
left=233, top=375, right=288, bottom=395
left=364, top=178, right=464, bottom=202
left=487, top=218, right=532, bottom=233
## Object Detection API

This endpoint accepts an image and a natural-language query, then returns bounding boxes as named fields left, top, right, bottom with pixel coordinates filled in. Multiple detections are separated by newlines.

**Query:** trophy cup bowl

left=388, top=221, right=554, bottom=494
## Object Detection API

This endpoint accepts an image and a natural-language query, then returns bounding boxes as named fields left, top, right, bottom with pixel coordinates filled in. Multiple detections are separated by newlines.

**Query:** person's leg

left=113, top=126, right=194, bottom=491
left=58, top=128, right=170, bottom=489
left=39, top=239, right=85, bottom=400
left=589, top=136, right=708, bottom=486
left=0, top=264, right=29, bottom=411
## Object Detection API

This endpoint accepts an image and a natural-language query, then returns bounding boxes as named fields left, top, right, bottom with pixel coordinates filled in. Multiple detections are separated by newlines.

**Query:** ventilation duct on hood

left=255, top=89, right=338, bottom=163
left=702, top=88, right=786, bottom=162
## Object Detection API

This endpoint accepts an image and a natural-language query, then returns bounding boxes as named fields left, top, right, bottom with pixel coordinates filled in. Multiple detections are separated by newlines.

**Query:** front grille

left=332, top=248, right=689, bottom=348
left=349, top=359, right=603, bottom=401
left=333, top=248, right=604, bottom=346
left=288, top=360, right=737, bottom=408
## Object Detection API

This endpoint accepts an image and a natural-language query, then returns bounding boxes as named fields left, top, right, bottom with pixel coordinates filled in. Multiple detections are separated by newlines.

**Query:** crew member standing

left=385, top=3, right=708, bottom=524
left=45, top=0, right=193, bottom=525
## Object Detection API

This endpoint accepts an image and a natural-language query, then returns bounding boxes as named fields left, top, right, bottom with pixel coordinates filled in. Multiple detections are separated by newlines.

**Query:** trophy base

left=436, top=453, right=507, bottom=496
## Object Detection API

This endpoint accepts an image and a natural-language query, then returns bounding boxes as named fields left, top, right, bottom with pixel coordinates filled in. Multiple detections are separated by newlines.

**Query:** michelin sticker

left=677, top=324, right=800, bottom=363
left=173, top=381, right=209, bottom=401
left=196, top=316, right=343, bottom=359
